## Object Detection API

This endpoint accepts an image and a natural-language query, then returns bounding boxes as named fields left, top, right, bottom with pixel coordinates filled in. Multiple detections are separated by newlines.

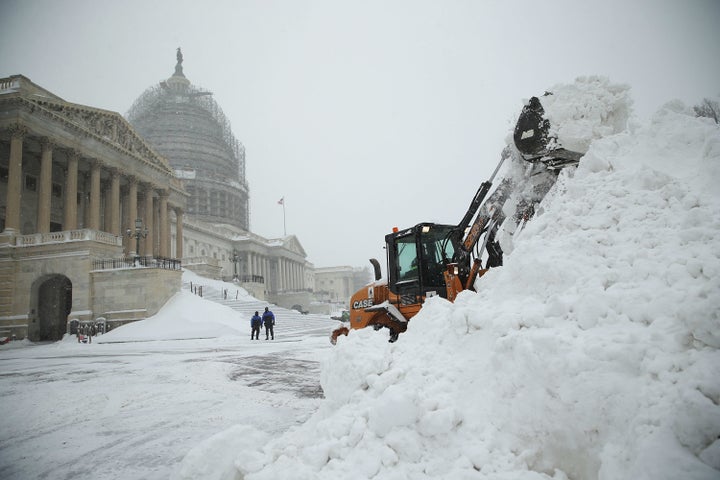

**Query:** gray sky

left=1, top=0, right=718, bottom=268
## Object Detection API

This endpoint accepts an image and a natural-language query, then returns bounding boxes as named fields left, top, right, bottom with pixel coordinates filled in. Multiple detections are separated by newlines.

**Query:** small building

left=314, top=266, right=372, bottom=306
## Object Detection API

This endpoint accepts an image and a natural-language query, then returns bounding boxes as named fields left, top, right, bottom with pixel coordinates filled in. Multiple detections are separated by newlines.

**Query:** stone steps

left=181, top=280, right=338, bottom=339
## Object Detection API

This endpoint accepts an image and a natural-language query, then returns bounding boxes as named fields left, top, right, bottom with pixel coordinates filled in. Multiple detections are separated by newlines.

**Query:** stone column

left=279, top=259, right=285, bottom=291
left=3, top=125, right=27, bottom=233
left=63, top=150, right=79, bottom=231
left=102, top=180, right=111, bottom=231
left=175, top=207, right=184, bottom=260
left=37, top=138, right=54, bottom=234
left=82, top=174, right=90, bottom=229
left=125, top=177, right=138, bottom=253
left=159, top=190, right=168, bottom=258
left=287, top=261, right=291, bottom=290
left=88, top=160, right=101, bottom=230
left=143, top=185, right=154, bottom=257
left=277, top=258, right=282, bottom=291
left=286, top=260, right=295, bottom=290
left=109, top=170, right=121, bottom=235
left=276, top=258, right=280, bottom=290
left=121, top=187, right=129, bottom=252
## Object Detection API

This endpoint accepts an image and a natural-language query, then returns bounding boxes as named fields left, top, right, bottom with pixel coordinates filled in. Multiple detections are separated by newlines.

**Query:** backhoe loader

left=331, top=93, right=585, bottom=344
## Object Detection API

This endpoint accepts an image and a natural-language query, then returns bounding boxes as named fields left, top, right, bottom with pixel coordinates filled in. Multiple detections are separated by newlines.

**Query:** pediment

left=281, top=235, right=307, bottom=257
left=26, top=97, right=173, bottom=174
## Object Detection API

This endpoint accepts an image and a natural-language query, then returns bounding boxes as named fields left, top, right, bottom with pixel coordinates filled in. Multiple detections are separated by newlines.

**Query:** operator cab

left=386, top=223, right=464, bottom=304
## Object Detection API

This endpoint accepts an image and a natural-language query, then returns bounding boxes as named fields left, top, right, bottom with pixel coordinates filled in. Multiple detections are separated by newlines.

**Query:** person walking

left=262, top=306, right=275, bottom=340
left=250, top=311, right=262, bottom=340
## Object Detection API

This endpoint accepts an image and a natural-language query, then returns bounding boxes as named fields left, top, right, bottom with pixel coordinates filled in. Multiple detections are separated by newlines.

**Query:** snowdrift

left=96, top=291, right=246, bottom=343
left=96, top=271, right=253, bottom=343
left=185, top=80, right=720, bottom=480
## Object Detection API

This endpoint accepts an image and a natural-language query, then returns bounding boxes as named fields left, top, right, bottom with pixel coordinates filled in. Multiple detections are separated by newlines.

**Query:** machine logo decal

left=352, top=299, right=374, bottom=309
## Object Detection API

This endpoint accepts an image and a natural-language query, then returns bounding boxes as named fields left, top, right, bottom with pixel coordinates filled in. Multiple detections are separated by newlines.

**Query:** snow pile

left=96, top=271, right=254, bottom=343
left=97, top=291, right=246, bottom=343
left=500, top=77, right=635, bottom=253
left=541, top=75, right=633, bottom=154
left=176, top=85, right=719, bottom=479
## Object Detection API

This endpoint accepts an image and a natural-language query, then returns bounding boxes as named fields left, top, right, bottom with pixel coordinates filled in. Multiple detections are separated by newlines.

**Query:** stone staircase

left=182, top=279, right=339, bottom=340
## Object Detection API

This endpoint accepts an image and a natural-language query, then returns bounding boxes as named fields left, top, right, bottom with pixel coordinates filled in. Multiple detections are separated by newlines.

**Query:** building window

left=52, top=183, right=62, bottom=198
left=0, top=167, right=8, bottom=182
left=25, top=175, right=37, bottom=191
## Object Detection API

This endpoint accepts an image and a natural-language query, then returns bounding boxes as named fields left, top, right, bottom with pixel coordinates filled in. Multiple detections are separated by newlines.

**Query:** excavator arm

left=448, top=95, right=586, bottom=290
left=445, top=155, right=514, bottom=291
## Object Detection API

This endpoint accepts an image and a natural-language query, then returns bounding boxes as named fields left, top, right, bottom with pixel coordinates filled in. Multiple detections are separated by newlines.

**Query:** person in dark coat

left=250, top=311, right=262, bottom=340
left=262, top=307, right=275, bottom=340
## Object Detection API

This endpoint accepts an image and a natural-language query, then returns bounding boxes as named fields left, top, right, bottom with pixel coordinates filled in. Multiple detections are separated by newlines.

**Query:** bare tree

left=694, top=98, right=719, bottom=124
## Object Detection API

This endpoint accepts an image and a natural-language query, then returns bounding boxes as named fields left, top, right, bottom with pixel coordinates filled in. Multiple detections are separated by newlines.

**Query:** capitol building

left=0, top=50, right=367, bottom=341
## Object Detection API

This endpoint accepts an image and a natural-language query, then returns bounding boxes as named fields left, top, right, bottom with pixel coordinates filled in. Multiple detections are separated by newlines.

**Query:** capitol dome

left=127, top=48, right=249, bottom=230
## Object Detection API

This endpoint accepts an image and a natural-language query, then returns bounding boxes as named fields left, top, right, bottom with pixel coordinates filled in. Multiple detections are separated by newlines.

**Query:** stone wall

left=269, top=291, right=313, bottom=313
left=0, top=235, right=122, bottom=339
left=91, top=267, right=181, bottom=328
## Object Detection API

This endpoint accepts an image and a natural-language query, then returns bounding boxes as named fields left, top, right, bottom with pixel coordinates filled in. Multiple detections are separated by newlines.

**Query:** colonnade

left=244, top=251, right=306, bottom=292
left=245, top=252, right=270, bottom=281
left=277, top=257, right=306, bottom=291
left=2, top=126, right=184, bottom=259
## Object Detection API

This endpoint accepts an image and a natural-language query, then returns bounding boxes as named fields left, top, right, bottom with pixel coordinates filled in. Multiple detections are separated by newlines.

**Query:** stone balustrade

left=14, top=229, right=123, bottom=247
left=0, top=77, right=20, bottom=93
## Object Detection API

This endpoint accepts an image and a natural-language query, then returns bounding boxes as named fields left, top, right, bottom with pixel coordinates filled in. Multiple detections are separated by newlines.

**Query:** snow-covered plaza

left=0, top=293, right=334, bottom=480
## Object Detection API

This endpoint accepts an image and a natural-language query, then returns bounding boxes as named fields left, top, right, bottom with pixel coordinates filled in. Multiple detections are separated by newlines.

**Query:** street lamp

left=126, top=218, right=148, bottom=266
left=232, top=250, right=239, bottom=281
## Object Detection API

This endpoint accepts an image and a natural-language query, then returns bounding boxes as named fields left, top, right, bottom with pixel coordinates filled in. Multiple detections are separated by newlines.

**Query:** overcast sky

left=1, top=0, right=718, bottom=269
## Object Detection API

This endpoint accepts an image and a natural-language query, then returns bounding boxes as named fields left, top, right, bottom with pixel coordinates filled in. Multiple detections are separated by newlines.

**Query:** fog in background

left=1, top=0, right=718, bottom=268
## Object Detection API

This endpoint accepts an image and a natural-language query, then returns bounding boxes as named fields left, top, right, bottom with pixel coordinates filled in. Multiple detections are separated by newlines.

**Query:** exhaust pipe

left=369, top=258, right=381, bottom=281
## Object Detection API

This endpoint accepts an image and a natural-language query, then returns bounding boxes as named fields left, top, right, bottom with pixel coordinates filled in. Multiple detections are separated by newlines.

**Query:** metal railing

left=237, top=274, right=264, bottom=283
left=92, top=256, right=182, bottom=271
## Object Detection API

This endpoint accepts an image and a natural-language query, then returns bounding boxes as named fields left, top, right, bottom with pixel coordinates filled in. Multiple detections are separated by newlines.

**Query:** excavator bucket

left=514, top=96, right=550, bottom=158
left=514, top=95, right=583, bottom=169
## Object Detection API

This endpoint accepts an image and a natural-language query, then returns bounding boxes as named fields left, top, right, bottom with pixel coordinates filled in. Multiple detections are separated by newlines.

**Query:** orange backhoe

left=331, top=95, right=583, bottom=343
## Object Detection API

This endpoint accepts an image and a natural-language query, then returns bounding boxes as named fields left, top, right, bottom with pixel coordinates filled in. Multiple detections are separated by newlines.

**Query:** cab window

left=396, top=235, right=418, bottom=281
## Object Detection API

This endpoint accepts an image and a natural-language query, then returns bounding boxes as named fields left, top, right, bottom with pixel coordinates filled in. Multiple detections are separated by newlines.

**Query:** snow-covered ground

left=1, top=78, right=718, bottom=480
left=0, top=281, right=337, bottom=480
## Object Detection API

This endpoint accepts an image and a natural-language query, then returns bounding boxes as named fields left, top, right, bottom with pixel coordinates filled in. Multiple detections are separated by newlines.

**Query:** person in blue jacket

left=262, top=307, right=275, bottom=340
left=250, top=311, right=262, bottom=340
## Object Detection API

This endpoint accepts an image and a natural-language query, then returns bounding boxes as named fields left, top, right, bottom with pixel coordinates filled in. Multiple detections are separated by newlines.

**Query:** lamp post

left=232, top=250, right=239, bottom=281
left=126, top=218, right=148, bottom=266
